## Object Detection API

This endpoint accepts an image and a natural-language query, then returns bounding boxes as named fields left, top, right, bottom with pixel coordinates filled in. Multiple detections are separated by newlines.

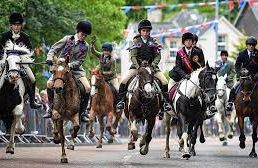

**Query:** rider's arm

left=46, top=36, right=70, bottom=61
left=130, top=39, right=140, bottom=69
left=103, top=58, right=116, bottom=75
left=235, top=53, right=243, bottom=78
left=199, top=48, right=205, bottom=67
left=90, top=44, right=102, bottom=58
left=174, top=52, right=187, bottom=78
left=152, top=38, right=161, bottom=67
left=228, top=61, right=236, bottom=81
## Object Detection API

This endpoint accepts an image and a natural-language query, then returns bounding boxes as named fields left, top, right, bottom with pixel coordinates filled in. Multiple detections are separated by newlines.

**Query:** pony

left=88, top=68, right=121, bottom=148
left=125, top=62, right=162, bottom=155
left=164, top=63, right=217, bottom=159
left=51, top=57, right=81, bottom=163
left=235, top=68, right=258, bottom=158
left=0, top=41, right=33, bottom=154
left=214, top=74, right=236, bottom=145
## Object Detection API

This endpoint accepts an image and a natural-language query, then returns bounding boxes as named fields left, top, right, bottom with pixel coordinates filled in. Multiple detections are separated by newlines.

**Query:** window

left=170, top=51, right=177, bottom=58
left=218, top=35, right=226, bottom=43
left=170, top=41, right=177, bottom=48
left=169, top=40, right=178, bottom=58
left=217, top=34, right=227, bottom=54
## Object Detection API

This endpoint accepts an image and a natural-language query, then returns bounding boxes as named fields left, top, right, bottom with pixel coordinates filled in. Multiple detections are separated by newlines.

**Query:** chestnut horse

left=51, top=57, right=81, bottom=163
left=88, top=68, right=121, bottom=148
left=235, top=68, right=258, bottom=158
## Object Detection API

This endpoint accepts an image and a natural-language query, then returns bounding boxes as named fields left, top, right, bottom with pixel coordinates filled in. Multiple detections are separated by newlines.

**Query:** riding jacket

left=215, top=59, right=235, bottom=88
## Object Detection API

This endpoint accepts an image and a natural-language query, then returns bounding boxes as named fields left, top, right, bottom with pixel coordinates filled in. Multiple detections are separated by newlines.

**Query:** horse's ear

left=206, top=61, right=210, bottom=69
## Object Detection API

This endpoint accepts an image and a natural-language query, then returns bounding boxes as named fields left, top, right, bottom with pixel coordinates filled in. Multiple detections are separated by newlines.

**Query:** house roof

left=234, top=1, right=258, bottom=26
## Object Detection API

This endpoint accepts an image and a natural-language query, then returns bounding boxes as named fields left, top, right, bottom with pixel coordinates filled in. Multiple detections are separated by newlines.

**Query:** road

left=0, top=136, right=257, bottom=168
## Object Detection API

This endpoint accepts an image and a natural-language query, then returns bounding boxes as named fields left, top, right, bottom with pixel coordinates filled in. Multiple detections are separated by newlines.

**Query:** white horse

left=0, top=40, right=33, bottom=154
left=214, top=74, right=236, bottom=145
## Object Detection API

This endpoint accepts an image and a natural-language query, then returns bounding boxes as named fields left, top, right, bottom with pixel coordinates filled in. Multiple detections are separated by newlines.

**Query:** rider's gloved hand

left=184, top=74, right=191, bottom=80
left=46, top=60, right=53, bottom=66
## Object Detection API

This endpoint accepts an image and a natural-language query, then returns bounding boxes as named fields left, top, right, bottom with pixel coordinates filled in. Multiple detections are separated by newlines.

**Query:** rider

left=0, top=12, right=41, bottom=109
left=91, top=40, right=119, bottom=92
left=214, top=50, right=235, bottom=88
left=43, top=21, right=92, bottom=122
left=226, top=36, right=258, bottom=112
left=116, top=19, right=171, bottom=112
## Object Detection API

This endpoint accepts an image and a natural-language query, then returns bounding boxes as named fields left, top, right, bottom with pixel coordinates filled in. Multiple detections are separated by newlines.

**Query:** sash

left=177, top=49, right=193, bottom=74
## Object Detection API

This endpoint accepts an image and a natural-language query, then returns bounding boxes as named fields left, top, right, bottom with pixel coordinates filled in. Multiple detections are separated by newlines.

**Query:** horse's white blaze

left=144, top=83, right=152, bottom=93
left=90, top=75, right=96, bottom=96
left=6, top=55, right=21, bottom=72
left=57, top=65, right=64, bottom=71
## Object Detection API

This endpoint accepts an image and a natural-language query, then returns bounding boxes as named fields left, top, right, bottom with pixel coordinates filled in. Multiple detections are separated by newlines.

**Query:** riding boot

left=116, top=83, right=127, bottom=110
left=162, top=85, right=173, bottom=113
left=80, top=92, right=90, bottom=122
left=226, top=87, right=236, bottom=113
left=28, top=82, right=42, bottom=109
left=43, top=88, right=54, bottom=118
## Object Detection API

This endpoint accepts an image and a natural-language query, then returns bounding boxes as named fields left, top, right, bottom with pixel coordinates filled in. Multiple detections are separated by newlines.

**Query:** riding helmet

left=246, top=36, right=257, bottom=45
left=138, top=19, right=152, bottom=33
left=102, top=42, right=113, bottom=52
left=182, top=32, right=194, bottom=44
left=76, top=21, right=92, bottom=35
left=9, top=12, right=24, bottom=24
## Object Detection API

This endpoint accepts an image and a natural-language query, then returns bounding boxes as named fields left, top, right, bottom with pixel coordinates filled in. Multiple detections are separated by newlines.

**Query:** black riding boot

left=28, top=82, right=42, bottom=109
left=226, top=87, right=236, bottom=112
left=43, top=88, right=54, bottom=118
left=80, top=92, right=90, bottom=122
left=162, top=85, right=172, bottom=112
left=116, top=84, right=127, bottom=110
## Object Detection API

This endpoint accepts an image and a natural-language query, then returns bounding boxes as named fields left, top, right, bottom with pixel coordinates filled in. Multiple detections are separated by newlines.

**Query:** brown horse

left=51, top=57, right=80, bottom=163
left=125, top=64, right=162, bottom=155
left=88, top=68, right=121, bottom=148
left=235, top=68, right=258, bottom=158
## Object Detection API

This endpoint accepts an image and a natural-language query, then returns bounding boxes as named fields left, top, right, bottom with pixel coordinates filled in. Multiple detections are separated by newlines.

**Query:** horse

left=88, top=68, right=121, bottom=148
left=235, top=68, right=258, bottom=158
left=214, top=74, right=236, bottom=145
left=0, top=42, right=32, bottom=155
left=51, top=57, right=81, bottom=163
left=125, top=63, right=162, bottom=155
left=164, top=63, right=217, bottom=159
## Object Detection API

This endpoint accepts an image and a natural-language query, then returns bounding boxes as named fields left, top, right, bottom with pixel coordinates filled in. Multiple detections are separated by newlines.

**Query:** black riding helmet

left=76, top=21, right=92, bottom=35
left=182, top=32, right=194, bottom=44
left=246, top=36, right=257, bottom=46
left=9, top=12, right=24, bottom=24
left=138, top=19, right=152, bottom=33
left=102, top=42, right=113, bottom=52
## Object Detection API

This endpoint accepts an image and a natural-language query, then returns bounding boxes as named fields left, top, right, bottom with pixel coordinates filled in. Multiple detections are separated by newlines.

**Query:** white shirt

left=185, top=47, right=192, bottom=56
left=247, top=50, right=253, bottom=58
left=141, top=36, right=147, bottom=43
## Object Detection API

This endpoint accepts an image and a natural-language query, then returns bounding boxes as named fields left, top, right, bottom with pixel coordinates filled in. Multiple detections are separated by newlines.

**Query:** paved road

left=0, top=136, right=257, bottom=168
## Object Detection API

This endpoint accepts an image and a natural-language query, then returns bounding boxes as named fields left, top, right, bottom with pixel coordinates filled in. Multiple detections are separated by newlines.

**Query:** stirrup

left=116, top=101, right=125, bottom=109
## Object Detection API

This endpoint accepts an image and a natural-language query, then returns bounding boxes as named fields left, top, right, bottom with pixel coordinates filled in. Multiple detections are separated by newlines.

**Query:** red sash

left=178, top=49, right=193, bottom=74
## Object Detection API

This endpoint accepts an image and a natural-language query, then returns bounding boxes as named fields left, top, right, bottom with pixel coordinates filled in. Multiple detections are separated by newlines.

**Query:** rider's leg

left=110, top=77, right=120, bottom=104
left=154, top=71, right=172, bottom=112
left=79, top=77, right=91, bottom=122
left=24, top=66, right=41, bottom=109
left=226, top=81, right=239, bottom=112
left=43, top=78, right=54, bottom=118
left=116, top=69, right=137, bottom=109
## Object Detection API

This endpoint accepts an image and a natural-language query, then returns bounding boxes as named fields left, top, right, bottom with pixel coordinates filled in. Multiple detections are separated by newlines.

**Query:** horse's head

left=199, top=62, right=217, bottom=103
left=216, top=74, right=227, bottom=98
left=138, top=64, right=154, bottom=98
left=239, top=68, right=254, bottom=102
left=5, top=54, right=21, bottom=83
left=52, top=57, right=71, bottom=94
left=90, top=68, right=104, bottom=95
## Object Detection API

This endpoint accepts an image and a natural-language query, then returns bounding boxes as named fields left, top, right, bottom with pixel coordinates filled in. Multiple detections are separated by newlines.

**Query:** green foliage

left=0, top=0, right=127, bottom=90
left=231, top=36, right=248, bottom=60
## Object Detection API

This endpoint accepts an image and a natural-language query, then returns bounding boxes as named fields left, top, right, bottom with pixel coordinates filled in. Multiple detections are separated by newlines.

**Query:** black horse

left=165, top=63, right=217, bottom=159
left=124, top=62, right=162, bottom=155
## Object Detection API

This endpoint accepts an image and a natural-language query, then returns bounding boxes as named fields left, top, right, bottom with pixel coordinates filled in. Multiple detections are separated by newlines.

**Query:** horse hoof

left=140, top=145, right=149, bottom=155
left=53, top=139, right=61, bottom=144
left=249, top=152, right=257, bottom=158
left=128, top=143, right=135, bottom=150
left=182, top=152, right=191, bottom=159
left=96, top=144, right=102, bottom=148
left=239, top=142, right=245, bottom=149
left=67, top=145, right=74, bottom=150
left=15, top=128, right=25, bottom=135
left=228, top=134, right=233, bottom=139
left=164, top=153, right=170, bottom=158
left=108, top=139, right=113, bottom=143
left=222, top=141, right=228, bottom=146
left=61, top=158, right=68, bottom=163
left=199, top=138, right=205, bottom=143
left=6, top=147, right=14, bottom=154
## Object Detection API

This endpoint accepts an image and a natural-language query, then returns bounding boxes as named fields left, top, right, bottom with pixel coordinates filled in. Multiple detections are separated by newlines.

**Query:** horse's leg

left=112, top=109, right=122, bottom=134
left=140, top=117, right=155, bottom=155
left=52, top=110, right=61, bottom=144
left=127, top=116, right=135, bottom=150
left=88, top=108, right=96, bottom=139
left=190, top=122, right=198, bottom=156
left=164, top=112, right=171, bottom=158
left=215, top=112, right=225, bottom=141
left=199, top=120, right=206, bottom=143
left=96, top=115, right=104, bottom=148
left=59, top=120, right=68, bottom=163
left=106, top=111, right=115, bottom=143
left=249, top=117, right=258, bottom=158
left=178, top=113, right=191, bottom=159
left=67, top=113, right=80, bottom=151
left=13, top=104, right=25, bottom=134
left=238, top=116, right=246, bottom=149
left=227, top=109, right=236, bottom=139
left=6, top=119, right=16, bottom=154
